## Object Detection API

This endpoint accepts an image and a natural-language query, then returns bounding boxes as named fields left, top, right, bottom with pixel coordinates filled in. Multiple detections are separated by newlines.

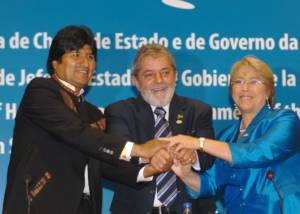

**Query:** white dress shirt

left=137, top=104, right=200, bottom=207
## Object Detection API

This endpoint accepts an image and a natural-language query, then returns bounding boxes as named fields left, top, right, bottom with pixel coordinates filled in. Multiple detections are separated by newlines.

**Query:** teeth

left=78, top=70, right=88, bottom=74
left=153, top=88, right=165, bottom=92
left=240, top=96, right=252, bottom=99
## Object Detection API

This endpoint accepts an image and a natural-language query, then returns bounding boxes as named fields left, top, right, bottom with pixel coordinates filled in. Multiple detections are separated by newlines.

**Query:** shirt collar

left=151, top=104, right=170, bottom=120
left=53, top=74, right=84, bottom=97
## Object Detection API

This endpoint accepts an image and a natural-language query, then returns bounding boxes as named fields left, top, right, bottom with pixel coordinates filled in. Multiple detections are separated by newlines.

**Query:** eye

left=160, top=69, right=170, bottom=77
left=70, top=51, right=81, bottom=58
left=87, top=54, right=95, bottom=61
left=142, top=71, right=154, bottom=80
left=249, top=79, right=263, bottom=85
left=232, top=79, right=244, bottom=85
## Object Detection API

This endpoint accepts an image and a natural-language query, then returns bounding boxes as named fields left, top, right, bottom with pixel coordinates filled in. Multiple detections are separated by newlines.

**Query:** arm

left=171, top=161, right=200, bottom=192
left=25, top=79, right=166, bottom=162
left=169, top=135, right=232, bottom=163
left=191, top=104, right=215, bottom=170
left=171, top=159, right=219, bottom=199
left=101, top=148, right=174, bottom=187
left=23, top=78, right=126, bottom=162
left=105, top=101, right=169, bottom=160
left=171, top=103, right=215, bottom=168
left=169, top=110, right=300, bottom=168
left=230, top=110, right=300, bottom=168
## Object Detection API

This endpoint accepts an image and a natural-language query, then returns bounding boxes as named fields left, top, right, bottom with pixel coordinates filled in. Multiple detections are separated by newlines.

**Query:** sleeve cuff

left=186, top=175, right=201, bottom=199
left=137, top=166, right=153, bottom=182
left=192, top=152, right=201, bottom=171
left=120, top=141, right=134, bottom=161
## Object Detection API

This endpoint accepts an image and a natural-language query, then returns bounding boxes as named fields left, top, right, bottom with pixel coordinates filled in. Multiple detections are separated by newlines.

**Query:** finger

left=155, top=149, right=172, bottom=165
left=159, top=137, right=170, bottom=141
left=174, top=144, right=184, bottom=153
left=182, top=149, right=194, bottom=161
left=151, top=157, right=165, bottom=171
left=150, top=160, right=161, bottom=171
left=172, top=158, right=180, bottom=166
left=190, top=156, right=196, bottom=164
left=158, top=139, right=170, bottom=149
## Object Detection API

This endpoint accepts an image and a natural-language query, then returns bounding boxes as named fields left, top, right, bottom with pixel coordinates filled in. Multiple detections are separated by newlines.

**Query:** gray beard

left=140, top=86, right=176, bottom=107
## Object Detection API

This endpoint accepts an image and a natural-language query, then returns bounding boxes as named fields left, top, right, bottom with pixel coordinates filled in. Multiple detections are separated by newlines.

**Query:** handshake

left=131, top=135, right=199, bottom=177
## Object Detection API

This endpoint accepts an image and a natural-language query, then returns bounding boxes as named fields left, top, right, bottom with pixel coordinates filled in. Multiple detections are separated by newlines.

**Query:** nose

left=153, top=72, right=163, bottom=83
left=80, top=55, right=90, bottom=66
left=241, top=82, right=249, bottom=91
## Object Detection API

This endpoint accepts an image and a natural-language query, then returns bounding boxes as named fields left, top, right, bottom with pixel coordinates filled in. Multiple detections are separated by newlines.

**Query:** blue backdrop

left=0, top=0, right=299, bottom=213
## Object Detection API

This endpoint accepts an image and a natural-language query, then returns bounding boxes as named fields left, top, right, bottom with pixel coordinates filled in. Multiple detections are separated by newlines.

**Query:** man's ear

left=52, top=60, right=58, bottom=71
left=132, top=75, right=140, bottom=90
left=175, top=70, right=178, bottom=81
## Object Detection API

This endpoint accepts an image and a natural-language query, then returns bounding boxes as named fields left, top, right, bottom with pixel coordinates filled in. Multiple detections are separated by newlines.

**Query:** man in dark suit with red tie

left=105, top=44, right=216, bottom=214
left=3, top=26, right=168, bottom=214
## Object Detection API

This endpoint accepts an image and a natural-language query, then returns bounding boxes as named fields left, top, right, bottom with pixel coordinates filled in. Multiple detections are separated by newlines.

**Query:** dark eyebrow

left=142, top=69, right=155, bottom=73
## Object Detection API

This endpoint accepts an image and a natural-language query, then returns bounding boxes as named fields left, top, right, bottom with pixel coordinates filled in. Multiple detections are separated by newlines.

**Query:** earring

left=266, top=99, right=271, bottom=109
left=234, top=103, right=241, bottom=116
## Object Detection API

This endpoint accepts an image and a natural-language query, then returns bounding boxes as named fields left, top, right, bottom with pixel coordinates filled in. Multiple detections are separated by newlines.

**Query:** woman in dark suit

left=168, top=56, right=300, bottom=213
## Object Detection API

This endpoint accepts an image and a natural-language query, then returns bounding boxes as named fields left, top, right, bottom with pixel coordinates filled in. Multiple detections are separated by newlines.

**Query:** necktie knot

left=154, top=107, right=166, bottom=118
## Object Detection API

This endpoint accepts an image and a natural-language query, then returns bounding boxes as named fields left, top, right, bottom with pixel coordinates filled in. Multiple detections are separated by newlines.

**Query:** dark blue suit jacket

left=105, top=94, right=215, bottom=214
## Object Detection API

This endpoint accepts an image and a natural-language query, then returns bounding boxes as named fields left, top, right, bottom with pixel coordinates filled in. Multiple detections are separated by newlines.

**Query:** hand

left=171, top=148, right=197, bottom=165
left=131, top=139, right=169, bottom=159
left=165, top=135, right=199, bottom=152
left=171, top=159, right=193, bottom=180
left=97, top=118, right=106, bottom=130
left=150, top=148, right=173, bottom=172
left=90, top=118, right=106, bottom=130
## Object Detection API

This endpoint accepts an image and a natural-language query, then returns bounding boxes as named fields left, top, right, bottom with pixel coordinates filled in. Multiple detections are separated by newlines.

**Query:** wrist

left=197, top=137, right=205, bottom=152
left=180, top=168, right=195, bottom=181
left=143, top=164, right=157, bottom=177
left=131, top=144, right=142, bottom=157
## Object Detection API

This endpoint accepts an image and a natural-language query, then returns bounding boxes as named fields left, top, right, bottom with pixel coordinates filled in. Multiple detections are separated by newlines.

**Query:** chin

left=142, top=94, right=171, bottom=107
left=141, top=86, right=175, bottom=107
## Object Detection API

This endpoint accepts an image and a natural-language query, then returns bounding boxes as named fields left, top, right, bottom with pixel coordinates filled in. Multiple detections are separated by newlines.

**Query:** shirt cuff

left=120, top=141, right=134, bottom=161
left=137, top=166, right=153, bottom=182
left=192, top=151, right=201, bottom=171
left=139, top=157, right=149, bottom=164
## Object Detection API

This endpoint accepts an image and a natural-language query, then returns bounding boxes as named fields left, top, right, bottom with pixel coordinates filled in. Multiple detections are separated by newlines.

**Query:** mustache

left=150, top=83, right=168, bottom=90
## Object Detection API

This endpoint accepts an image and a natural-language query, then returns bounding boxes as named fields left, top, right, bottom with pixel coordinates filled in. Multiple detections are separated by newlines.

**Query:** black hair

left=47, top=25, right=97, bottom=74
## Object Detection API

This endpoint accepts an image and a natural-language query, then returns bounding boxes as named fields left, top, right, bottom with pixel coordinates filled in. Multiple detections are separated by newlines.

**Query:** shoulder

left=26, top=77, right=58, bottom=93
left=175, top=95, right=212, bottom=112
left=28, top=77, right=56, bottom=88
left=265, top=108, right=300, bottom=123
left=105, top=97, right=138, bottom=115
left=24, top=77, right=59, bottom=98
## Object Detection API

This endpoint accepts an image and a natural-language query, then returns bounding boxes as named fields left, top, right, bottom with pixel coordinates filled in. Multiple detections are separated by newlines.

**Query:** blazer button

left=149, top=190, right=155, bottom=194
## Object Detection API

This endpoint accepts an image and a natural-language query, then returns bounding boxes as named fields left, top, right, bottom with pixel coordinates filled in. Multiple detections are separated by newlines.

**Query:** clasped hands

left=135, top=135, right=198, bottom=176
left=149, top=145, right=196, bottom=173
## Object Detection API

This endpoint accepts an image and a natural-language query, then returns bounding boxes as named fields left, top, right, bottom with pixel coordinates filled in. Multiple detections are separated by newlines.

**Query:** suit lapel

left=135, top=96, right=156, bottom=141
left=134, top=95, right=187, bottom=139
left=237, top=105, right=269, bottom=143
left=169, top=95, right=187, bottom=136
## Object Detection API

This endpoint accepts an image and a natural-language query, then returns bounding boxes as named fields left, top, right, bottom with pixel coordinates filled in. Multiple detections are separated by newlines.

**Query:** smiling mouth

left=77, top=69, right=89, bottom=75
left=151, top=87, right=167, bottom=94
left=240, top=95, right=253, bottom=100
